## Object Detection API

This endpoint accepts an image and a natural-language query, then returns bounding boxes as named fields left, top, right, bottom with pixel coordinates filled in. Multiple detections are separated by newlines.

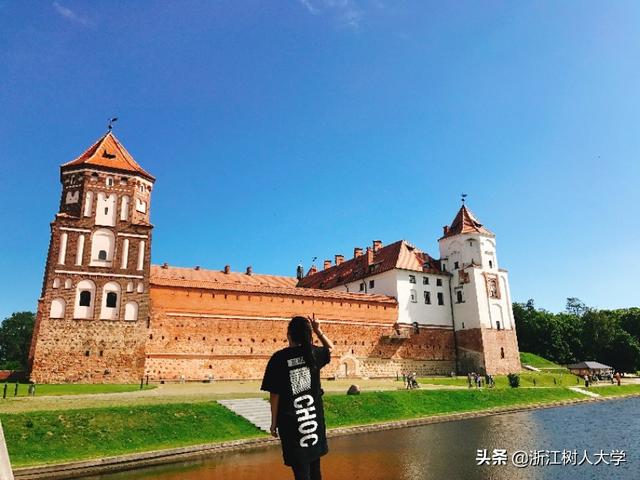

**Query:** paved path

left=218, top=398, right=272, bottom=432
left=0, top=420, right=14, bottom=480
left=569, top=387, right=601, bottom=398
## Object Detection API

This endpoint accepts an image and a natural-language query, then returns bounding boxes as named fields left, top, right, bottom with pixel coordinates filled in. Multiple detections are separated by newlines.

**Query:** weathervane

left=461, top=193, right=467, bottom=205
left=107, top=117, right=118, bottom=131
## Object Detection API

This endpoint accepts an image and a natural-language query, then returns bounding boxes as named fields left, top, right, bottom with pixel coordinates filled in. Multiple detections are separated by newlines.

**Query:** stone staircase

left=218, top=398, right=272, bottom=432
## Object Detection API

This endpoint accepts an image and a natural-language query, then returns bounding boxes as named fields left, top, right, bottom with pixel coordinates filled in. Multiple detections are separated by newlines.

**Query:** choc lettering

left=299, top=420, right=317, bottom=434
left=300, top=433, right=319, bottom=447
left=293, top=394, right=314, bottom=409
left=296, top=405, right=317, bottom=422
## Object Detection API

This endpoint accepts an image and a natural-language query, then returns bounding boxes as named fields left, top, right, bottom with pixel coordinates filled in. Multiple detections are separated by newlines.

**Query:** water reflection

left=84, top=398, right=638, bottom=480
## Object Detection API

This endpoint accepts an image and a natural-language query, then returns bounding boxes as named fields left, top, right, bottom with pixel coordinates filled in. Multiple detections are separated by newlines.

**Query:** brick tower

left=438, top=203, right=521, bottom=375
left=29, top=131, right=155, bottom=383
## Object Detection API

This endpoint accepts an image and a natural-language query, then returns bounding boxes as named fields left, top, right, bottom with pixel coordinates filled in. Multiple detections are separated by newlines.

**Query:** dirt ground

left=0, top=378, right=462, bottom=414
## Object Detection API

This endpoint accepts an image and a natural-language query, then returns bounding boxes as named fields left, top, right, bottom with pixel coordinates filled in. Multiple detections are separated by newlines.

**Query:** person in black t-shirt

left=261, top=315, right=334, bottom=480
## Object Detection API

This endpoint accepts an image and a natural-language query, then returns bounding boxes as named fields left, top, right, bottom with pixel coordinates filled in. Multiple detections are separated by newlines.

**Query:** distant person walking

left=262, top=316, right=334, bottom=480
left=583, top=374, right=590, bottom=388
left=615, top=372, right=621, bottom=386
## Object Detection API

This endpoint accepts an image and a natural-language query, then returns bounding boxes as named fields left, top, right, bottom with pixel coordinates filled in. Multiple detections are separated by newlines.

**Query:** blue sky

left=1, top=1, right=639, bottom=319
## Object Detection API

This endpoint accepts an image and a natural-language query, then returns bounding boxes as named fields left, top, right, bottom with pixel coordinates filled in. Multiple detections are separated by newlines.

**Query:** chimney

left=323, top=259, right=332, bottom=270
left=372, top=240, right=383, bottom=253
left=335, top=254, right=344, bottom=266
left=296, top=264, right=304, bottom=281
left=161, top=262, right=168, bottom=269
left=443, top=226, right=450, bottom=235
left=354, top=247, right=363, bottom=258
left=246, top=266, right=253, bottom=275
left=194, top=265, right=200, bottom=271
left=366, top=246, right=373, bottom=265
left=223, top=265, right=231, bottom=274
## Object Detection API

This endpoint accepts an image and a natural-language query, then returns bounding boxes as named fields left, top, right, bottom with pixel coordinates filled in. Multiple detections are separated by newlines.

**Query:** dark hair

left=288, top=316, right=316, bottom=370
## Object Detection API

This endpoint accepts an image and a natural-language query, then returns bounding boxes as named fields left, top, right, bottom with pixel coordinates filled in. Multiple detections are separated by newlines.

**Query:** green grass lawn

left=519, top=352, right=564, bottom=369
left=323, top=387, right=583, bottom=428
left=0, top=402, right=262, bottom=467
left=419, top=371, right=580, bottom=389
left=2, top=383, right=155, bottom=397
left=590, top=384, right=640, bottom=397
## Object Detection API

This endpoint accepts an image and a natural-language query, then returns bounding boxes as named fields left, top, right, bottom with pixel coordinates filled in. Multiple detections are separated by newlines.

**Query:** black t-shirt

left=261, top=345, right=331, bottom=466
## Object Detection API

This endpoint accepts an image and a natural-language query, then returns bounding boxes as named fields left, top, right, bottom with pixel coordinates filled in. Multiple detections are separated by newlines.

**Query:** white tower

left=438, top=204, right=521, bottom=374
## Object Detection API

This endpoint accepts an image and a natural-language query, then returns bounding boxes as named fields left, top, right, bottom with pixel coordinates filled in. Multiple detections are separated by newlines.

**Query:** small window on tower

left=500, top=347, right=505, bottom=359
left=106, top=177, right=114, bottom=187
left=489, top=260, right=493, bottom=268
left=409, top=275, right=416, bottom=284
left=454, top=261, right=459, bottom=269
left=437, top=292, right=444, bottom=305
left=369, top=280, right=375, bottom=289
left=98, top=250, right=108, bottom=261
left=106, top=292, right=118, bottom=308
left=359, top=283, right=365, bottom=292
left=423, top=277, right=429, bottom=285
left=456, top=290, right=463, bottom=303
left=424, top=291, right=431, bottom=304
left=410, top=289, right=417, bottom=303
left=79, top=291, right=92, bottom=307
left=436, top=278, right=443, bottom=287
left=496, top=321, right=501, bottom=331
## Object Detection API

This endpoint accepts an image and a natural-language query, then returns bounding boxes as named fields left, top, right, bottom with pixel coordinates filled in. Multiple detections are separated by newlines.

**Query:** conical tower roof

left=441, top=204, right=494, bottom=239
left=61, top=131, right=154, bottom=181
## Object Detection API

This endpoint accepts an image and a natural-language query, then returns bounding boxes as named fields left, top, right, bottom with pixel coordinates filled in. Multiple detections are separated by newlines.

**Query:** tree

left=566, top=297, right=588, bottom=317
left=0, top=311, right=35, bottom=370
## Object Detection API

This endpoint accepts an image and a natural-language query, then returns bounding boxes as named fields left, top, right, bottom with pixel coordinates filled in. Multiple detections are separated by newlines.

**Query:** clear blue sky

left=1, top=1, right=639, bottom=319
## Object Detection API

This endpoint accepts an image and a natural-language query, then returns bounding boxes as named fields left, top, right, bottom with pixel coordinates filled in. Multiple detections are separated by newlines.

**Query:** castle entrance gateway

left=338, top=354, right=360, bottom=378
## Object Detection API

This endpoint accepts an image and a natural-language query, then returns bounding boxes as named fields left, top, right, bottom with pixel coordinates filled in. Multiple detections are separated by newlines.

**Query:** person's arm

left=309, top=316, right=333, bottom=352
left=269, top=392, right=279, bottom=438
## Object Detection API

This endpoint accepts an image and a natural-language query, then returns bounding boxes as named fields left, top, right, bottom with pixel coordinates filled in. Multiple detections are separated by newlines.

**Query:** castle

left=28, top=131, right=521, bottom=383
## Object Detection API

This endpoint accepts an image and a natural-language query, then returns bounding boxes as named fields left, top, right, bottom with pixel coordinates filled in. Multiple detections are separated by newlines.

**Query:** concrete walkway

left=218, top=398, right=272, bottom=432
left=0, top=420, right=14, bottom=480
left=569, top=387, right=601, bottom=398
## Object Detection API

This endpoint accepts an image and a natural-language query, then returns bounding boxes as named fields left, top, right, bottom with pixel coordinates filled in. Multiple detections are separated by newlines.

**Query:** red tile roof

left=296, top=240, right=444, bottom=290
left=61, top=131, right=155, bottom=181
left=441, top=205, right=493, bottom=238
left=150, top=265, right=397, bottom=304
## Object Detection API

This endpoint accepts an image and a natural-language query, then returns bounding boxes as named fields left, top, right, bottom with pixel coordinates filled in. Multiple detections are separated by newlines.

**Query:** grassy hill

left=519, top=352, right=564, bottom=370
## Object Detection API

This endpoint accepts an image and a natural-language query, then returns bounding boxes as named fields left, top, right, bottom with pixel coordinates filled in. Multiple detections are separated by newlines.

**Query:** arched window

left=79, top=291, right=92, bottom=306
left=100, top=281, right=121, bottom=320
left=106, top=176, right=114, bottom=187
left=90, top=229, right=115, bottom=266
left=106, top=292, right=118, bottom=308
left=64, top=278, right=72, bottom=289
left=74, top=279, right=96, bottom=319
left=120, top=195, right=130, bottom=221
left=126, top=281, right=134, bottom=292
left=84, top=191, right=94, bottom=217
left=49, top=298, right=65, bottom=318
left=124, top=302, right=138, bottom=321
left=52, top=278, right=61, bottom=288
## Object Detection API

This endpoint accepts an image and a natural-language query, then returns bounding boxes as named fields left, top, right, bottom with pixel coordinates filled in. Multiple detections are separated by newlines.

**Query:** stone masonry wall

left=147, top=285, right=457, bottom=380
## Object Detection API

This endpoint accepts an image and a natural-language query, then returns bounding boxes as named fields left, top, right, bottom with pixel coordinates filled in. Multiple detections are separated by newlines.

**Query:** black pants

left=291, top=458, right=322, bottom=480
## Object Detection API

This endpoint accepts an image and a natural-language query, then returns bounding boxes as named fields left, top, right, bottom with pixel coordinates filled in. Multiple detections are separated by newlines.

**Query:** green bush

left=507, top=373, right=520, bottom=388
